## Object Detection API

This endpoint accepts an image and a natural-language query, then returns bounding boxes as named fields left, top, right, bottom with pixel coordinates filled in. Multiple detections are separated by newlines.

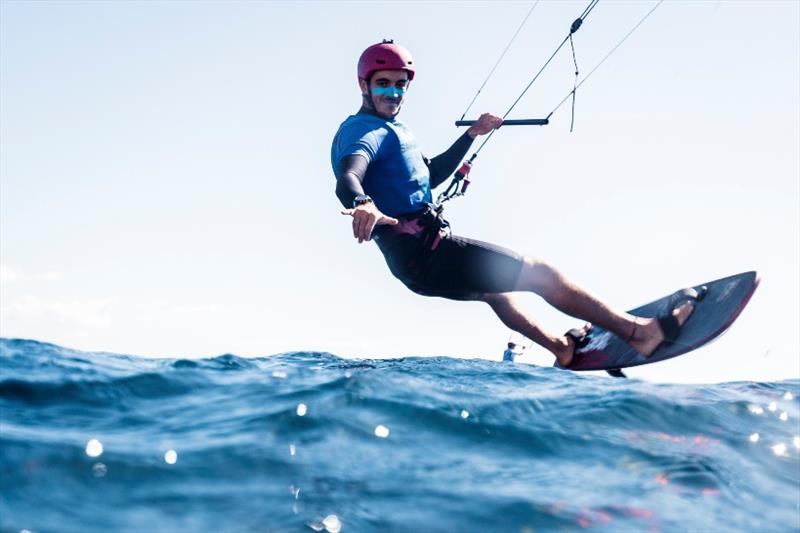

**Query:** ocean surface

left=1, top=338, right=798, bottom=533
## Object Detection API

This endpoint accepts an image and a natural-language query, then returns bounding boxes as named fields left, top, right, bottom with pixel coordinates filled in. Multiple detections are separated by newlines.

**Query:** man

left=331, top=40, right=699, bottom=367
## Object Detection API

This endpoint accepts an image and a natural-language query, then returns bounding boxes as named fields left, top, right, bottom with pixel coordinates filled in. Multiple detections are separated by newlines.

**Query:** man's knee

left=517, top=256, right=561, bottom=292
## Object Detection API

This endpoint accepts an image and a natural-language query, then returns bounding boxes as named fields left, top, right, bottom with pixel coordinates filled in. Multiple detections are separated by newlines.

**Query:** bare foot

left=629, top=302, right=695, bottom=356
left=553, top=322, right=592, bottom=367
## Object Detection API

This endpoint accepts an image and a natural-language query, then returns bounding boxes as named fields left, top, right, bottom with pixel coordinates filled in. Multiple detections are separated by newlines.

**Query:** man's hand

left=467, top=113, right=503, bottom=138
left=341, top=203, right=399, bottom=243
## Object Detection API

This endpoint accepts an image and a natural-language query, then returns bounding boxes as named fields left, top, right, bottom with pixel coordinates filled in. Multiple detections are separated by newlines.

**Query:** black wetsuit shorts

left=374, top=230, right=525, bottom=301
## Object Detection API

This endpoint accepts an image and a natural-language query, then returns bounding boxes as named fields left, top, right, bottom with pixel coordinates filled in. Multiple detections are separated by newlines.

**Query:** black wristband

left=353, top=194, right=373, bottom=207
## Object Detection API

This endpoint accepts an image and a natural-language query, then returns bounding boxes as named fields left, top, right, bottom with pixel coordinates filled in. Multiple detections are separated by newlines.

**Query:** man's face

left=359, top=69, right=410, bottom=119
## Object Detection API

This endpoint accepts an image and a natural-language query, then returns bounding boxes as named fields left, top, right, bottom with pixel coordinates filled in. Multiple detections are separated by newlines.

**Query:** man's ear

left=358, top=77, right=369, bottom=94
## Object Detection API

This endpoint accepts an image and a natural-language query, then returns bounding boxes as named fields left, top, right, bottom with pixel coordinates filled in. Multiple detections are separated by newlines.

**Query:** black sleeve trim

left=335, top=154, right=369, bottom=209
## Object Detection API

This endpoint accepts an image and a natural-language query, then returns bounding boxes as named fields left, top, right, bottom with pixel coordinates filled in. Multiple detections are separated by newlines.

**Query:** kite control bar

left=455, top=118, right=549, bottom=127
left=439, top=117, right=548, bottom=204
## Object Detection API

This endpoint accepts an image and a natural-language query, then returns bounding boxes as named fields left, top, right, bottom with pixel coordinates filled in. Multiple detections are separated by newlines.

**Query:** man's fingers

left=364, top=220, right=377, bottom=241
left=356, top=213, right=374, bottom=242
left=478, top=113, right=503, bottom=131
left=356, top=217, right=367, bottom=241
left=347, top=210, right=366, bottom=240
left=344, top=207, right=389, bottom=242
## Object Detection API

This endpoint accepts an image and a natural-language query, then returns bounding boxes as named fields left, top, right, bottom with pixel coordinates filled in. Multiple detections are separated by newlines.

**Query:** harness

left=379, top=203, right=450, bottom=251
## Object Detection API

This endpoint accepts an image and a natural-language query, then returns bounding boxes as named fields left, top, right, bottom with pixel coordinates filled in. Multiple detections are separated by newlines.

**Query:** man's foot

left=553, top=322, right=592, bottom=368
left=628, top=289, right=702, bottom=356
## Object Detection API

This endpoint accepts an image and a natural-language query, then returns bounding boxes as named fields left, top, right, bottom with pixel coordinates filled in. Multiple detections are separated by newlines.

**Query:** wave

left=1, top=338, right=798, bottom=532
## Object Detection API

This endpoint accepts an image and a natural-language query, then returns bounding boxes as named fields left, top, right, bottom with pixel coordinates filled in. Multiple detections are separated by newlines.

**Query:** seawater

left=1, top=338, right=798, bottom=533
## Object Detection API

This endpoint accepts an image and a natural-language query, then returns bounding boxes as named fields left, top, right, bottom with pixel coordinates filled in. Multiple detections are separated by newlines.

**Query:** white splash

left=85, top=439, right=103, bottom=458
left=771, top=443, right=787, bottom=456
left=323, top=514, right=342, bottom=533
left=164, top=450, right=178, bottom=464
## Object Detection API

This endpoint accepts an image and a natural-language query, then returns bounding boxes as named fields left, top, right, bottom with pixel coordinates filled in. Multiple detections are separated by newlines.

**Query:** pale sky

left=1, top=0, right=798, bottom=384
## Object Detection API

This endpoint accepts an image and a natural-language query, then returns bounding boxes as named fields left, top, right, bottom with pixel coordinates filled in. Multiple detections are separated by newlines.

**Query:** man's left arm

left=426, top=132, right=474, bottom=190
left=426, top=113, right=503, bottom=190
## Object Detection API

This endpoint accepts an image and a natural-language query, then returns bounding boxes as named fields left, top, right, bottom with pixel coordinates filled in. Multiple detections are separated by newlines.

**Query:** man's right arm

left=335, top=154, right=398, bottom=243
left=335, top=154, right=370, bottom=208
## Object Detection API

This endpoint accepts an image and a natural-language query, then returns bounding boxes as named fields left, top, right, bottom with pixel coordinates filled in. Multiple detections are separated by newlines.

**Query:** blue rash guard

left=330, top=110, right=524, bottom=301
left=331, top=112, right=431, bottom=217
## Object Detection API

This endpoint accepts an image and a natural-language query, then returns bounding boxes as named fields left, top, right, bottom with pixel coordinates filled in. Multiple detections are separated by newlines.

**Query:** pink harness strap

left=384, top=215, right=446, bottom=250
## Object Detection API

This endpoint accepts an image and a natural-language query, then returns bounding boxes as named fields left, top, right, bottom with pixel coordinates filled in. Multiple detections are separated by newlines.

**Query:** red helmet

left=357, top=39, right=415, bottom=81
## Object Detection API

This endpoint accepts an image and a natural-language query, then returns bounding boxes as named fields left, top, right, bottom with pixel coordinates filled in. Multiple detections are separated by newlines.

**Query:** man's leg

left=485, top=257, right=694, bottom=365
left=482, top=292, right=590, bottom=367
left=514, top=257, right=636, bottom=338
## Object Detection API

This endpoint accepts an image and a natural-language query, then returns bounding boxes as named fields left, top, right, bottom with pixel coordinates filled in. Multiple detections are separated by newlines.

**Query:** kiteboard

left=555, top=271, right=759, bottom=373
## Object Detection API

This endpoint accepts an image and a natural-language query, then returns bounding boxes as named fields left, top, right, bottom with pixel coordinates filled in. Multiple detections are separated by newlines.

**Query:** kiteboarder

left=331, top=40, right=698, bottom=367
